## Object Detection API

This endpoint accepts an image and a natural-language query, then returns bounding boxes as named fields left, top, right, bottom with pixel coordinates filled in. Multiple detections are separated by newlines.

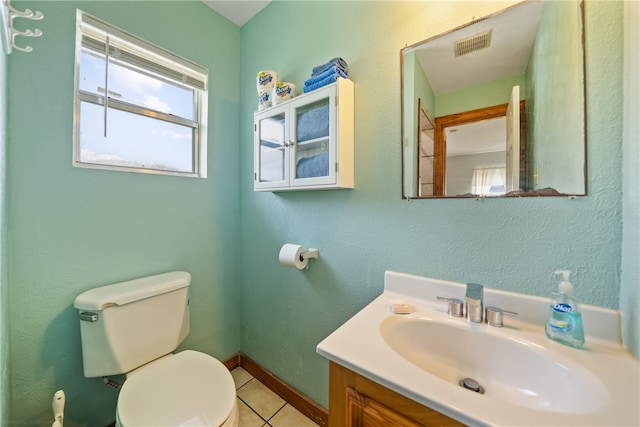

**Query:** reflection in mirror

left=418, top=100, right=435, bottom=197
left=447, top=117, right=508, bottom=197
left=401, top=0, right=586, bottom=199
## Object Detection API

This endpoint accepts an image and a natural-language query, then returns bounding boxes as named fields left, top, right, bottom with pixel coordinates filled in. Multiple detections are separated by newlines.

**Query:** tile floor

left=231, top=367, right=320, bottom=427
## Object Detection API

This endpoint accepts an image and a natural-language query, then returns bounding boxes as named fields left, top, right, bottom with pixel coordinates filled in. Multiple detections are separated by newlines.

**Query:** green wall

left=402, top=51, right=434, bottom=197
left=239, top=0, right=629, bottom=408
left=621, top=0, right=640, bottom=359
left=1, top=31, right=9, bottom=427
left=6, top=1, right=241, bottom=425
left=434, top=74, right=525, bottom=117
left=402, top=51, right=416, bottom=196
left=527, top=0, right=585, bottom=194
left=2, top=0, right=636, bottom=425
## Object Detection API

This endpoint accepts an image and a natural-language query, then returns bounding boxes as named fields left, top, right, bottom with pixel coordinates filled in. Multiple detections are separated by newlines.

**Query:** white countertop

left=317, top=271, right=640, bottom=426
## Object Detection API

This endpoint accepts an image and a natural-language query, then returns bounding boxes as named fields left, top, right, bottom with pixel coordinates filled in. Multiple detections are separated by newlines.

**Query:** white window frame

left=73, top=10, right=209, bottom=178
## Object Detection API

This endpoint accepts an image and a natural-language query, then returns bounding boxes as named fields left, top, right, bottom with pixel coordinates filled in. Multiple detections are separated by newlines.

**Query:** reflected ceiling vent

left=454, top=29, right=492, bottom=57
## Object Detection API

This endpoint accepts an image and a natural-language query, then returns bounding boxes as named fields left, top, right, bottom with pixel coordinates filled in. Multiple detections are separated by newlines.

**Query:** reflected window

left=472, top=166, right=506, bottom=196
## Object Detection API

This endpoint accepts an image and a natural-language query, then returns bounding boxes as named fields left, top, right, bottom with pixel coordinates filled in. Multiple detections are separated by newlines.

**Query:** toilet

left=74, top=271, right=239, bottom=427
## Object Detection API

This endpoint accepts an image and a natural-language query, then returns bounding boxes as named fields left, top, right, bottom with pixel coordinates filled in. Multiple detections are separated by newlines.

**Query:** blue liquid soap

left=544, top=270, right=585, bottom=349
left=545, top=305, right=585, bottom=348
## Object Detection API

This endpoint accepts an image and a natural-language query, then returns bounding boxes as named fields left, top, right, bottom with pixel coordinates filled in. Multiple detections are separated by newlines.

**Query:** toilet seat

left=116, top=350, right=237, bottom=427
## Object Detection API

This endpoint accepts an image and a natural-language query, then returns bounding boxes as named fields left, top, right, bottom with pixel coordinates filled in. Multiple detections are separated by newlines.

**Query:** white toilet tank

left=74, top=271, right=191, bottom=378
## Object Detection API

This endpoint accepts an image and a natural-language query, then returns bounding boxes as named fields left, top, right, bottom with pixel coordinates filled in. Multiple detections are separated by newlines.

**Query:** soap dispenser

left=545, top=270, right=585, bottom=348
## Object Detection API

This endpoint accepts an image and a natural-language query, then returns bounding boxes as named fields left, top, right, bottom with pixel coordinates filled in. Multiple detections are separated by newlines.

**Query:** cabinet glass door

left=255, top=106, right=288, bottom=188
left=291, top=90, right=335, bottom=186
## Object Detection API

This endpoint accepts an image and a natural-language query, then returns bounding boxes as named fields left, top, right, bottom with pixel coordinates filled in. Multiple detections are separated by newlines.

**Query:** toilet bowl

left=115, top=351, right=239, bottom=427
left=74, top=272, right=238, bottom=427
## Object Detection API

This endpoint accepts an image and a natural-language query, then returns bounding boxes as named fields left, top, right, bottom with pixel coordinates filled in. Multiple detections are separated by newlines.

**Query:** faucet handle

left=436, top=297, right=464, bottom=317
left=485, top=306, right=518, bottom=327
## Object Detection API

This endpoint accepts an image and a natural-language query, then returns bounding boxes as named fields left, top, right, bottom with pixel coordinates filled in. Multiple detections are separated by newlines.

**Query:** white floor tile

left=237, top=398, right=265, bottom=427
left=269, top=404, right=319, bottom=427
left=231, top=366, right=254, bottom=390
left=231, top=367, right=319, bottom=426
left=237, top=378, right=286, bottom=421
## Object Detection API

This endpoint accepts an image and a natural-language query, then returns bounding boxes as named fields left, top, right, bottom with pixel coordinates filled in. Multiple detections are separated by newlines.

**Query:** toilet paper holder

left=299, top=248, right=318, bottom=270
left=301, top=248, right=319, bottom=262
left=279, top=243, right=319, bottom=270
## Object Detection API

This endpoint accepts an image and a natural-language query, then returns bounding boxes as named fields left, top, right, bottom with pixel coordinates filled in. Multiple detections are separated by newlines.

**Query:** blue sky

left=78, top=50, right=196, bottom=173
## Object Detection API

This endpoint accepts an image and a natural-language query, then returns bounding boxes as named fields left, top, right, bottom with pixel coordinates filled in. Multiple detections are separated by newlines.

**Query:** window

left=73, top=11, right=208, bottom=177
left=471, top=166, right=506, bottom=196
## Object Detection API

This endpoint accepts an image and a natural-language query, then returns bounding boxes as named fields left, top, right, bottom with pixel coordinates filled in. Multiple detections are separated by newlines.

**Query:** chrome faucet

left=465, top=283, right=484, bottom=323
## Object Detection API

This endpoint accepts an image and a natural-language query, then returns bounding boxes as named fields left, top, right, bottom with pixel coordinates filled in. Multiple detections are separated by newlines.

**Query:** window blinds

left=77, top=10, right=208, bottom=91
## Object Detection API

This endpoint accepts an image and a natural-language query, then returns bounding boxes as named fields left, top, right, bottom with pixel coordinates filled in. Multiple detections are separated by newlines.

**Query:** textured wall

left=621, top=0, right=640, bottom=358
left=3, top=1, right=633, bottom=425
left=239, top=1, right=626, bottom=408
left=528, top=0, right=585, bottom=194
left=1, top=34, right=9, bottom=427
left=7, top=2, right=241, bottom=425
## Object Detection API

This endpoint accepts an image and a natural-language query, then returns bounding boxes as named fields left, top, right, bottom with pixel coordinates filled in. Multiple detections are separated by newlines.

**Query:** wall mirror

left=401, top=0, right=586, bottom=199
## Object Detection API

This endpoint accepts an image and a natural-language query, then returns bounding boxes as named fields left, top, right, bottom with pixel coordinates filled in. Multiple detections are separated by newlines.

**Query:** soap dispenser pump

left=545, top=270, right=585, bottom=348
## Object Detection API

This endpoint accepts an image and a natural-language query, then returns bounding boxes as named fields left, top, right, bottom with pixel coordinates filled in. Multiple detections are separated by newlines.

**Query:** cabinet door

left=290, top=85, right=336, bottom=187
left=346, top=388, right=423, bottom=427
left=254, top=104, right=290, bottom=189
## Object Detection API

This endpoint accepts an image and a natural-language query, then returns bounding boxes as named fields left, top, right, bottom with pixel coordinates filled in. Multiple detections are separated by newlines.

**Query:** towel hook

left=2, top=0, right=44, bottom=54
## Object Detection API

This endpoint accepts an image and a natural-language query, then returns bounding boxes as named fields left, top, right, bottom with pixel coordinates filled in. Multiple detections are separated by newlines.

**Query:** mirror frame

left=400, top=0, right=587, bottom=200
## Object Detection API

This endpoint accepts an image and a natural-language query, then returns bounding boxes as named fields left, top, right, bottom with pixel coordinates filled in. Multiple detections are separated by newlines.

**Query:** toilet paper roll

left=272, top=82, right=296, bottom=105
left=279, top=243, right=309, bottom=270
left=258, top=90, right=272, bottom=110
left=257, top=70, right=279, bottom=92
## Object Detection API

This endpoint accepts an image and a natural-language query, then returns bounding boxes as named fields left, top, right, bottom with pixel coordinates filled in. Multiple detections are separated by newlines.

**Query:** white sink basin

left=317, top=271, right=640, bottom=426
left=380, top=314, right=608, bottom=413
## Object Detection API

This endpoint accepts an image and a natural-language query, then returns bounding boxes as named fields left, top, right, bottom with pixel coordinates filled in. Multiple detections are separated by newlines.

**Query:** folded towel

left=303, top=74, right=347, bottom=93
left=312, top=62, right=348, bottom=79
left=311, top=57, right=348, bottom=76
left=297, top=105, right=330, bottom=141
left=304, top=65, right=349, bottom=87
left=296, top=153, right=329, bottom=179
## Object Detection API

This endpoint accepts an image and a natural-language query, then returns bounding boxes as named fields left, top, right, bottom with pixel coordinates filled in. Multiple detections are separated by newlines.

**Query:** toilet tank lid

left=74, top=271, right=191, bottom=311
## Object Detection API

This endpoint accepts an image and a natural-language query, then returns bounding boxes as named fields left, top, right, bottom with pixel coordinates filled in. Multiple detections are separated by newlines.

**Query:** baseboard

left=223, top=352, right=242, bottom=371
left=232, top=353, right=329, bottom=427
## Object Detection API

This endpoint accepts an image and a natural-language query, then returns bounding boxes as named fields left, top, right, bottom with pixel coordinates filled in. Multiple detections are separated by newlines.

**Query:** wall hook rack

left=1, top=0, right=44, bottom=54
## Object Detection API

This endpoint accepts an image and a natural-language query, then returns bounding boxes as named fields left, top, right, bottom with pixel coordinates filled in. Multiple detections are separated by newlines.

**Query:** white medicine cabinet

left=253, top=79, right=354, bottom=191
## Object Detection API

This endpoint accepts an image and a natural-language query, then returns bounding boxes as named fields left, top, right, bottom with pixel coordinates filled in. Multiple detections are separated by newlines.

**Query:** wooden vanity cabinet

left=329, top=362, right=465, bottom=427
